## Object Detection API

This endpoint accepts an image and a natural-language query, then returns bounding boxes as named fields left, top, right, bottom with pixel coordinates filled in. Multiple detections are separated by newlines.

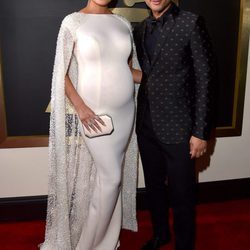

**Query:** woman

left=40, top=0, right=141, bottom=249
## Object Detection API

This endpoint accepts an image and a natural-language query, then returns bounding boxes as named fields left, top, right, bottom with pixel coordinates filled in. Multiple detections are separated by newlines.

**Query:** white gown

left=40, top=12, right=139, bottom=250
left=74, top=14, right=135, bottom=250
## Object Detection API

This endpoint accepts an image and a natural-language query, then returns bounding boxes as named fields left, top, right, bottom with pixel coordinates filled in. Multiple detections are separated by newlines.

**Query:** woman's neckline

left=76, top=11, right=114, bottom=15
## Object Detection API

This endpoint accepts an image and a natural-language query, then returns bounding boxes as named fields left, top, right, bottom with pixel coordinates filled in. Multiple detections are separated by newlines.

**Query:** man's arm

left=189, top=16, right=216, bottom=158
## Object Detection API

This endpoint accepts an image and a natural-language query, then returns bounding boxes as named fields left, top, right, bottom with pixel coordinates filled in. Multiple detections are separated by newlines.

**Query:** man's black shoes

left=141, top=236, right=171, bottom=250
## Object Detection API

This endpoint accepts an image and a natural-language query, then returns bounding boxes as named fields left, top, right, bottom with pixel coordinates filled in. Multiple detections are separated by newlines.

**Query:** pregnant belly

left=78, top=65, right=134, bottom=110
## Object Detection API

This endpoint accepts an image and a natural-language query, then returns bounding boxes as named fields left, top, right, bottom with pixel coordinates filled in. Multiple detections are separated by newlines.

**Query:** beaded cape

left=40, top=13, right=139, bottom=250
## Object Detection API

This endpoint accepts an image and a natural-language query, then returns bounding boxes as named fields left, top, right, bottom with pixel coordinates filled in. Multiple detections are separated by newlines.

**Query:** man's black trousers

left=137, top=105, right=196, bottom=250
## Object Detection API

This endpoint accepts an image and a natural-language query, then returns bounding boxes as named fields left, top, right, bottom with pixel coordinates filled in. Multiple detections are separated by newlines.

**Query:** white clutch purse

left=81, top=114, right=114, bottom=138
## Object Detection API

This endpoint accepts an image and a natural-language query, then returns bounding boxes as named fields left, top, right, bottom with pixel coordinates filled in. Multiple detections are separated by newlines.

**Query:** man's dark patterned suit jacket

left=133, top=3, right=215, bottom=144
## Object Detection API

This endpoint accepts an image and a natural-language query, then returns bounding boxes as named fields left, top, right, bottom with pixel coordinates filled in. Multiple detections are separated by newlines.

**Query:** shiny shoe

left=141, top=236, right=171, bottom=250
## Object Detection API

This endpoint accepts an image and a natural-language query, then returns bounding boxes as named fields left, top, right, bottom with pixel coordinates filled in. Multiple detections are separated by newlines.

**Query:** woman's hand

left=64, top=74, right=105, bottom=133
left=76, top=104, right=105, bottom=133
left=128, top=59, right=142, bottom=84
left=131, top=68, right=142, bottom=84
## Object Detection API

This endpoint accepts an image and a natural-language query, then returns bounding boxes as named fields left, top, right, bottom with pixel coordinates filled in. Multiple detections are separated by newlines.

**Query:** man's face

left=144, top=0, right=172, bottom=14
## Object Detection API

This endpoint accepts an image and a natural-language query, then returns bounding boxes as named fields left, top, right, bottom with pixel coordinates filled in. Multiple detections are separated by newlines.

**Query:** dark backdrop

left=0, top=0, right=87, bottom=136
left=0, top=0, right=242, bottom=136
left=180, top=0, right=241, bottom=128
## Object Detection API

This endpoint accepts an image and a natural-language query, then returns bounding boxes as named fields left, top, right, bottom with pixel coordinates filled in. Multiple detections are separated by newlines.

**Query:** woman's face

left=89, top=0, right=113, bottom=7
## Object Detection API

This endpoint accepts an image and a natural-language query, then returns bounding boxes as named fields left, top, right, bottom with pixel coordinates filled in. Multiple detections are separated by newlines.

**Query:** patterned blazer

left=133, top=3, right=215, bottom=144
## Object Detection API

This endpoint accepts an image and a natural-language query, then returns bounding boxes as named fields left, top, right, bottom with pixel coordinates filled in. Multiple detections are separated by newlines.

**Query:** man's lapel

left=141, top=21, right=151, bottom=70
left=150, top=14, right=176, bottom=69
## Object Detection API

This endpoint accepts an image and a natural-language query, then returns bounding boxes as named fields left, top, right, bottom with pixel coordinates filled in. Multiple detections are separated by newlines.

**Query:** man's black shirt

left=145, top=3, right=174, bottom=63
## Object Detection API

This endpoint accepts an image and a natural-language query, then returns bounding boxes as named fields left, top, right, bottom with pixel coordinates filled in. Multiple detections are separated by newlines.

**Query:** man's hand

left=189, top=136, right=207, bottom=159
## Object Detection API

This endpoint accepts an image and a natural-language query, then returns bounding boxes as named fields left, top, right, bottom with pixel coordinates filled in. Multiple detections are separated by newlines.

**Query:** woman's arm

left=129, top=60, right=142, bottom=84
left=65, top=75, right=104, bottom=132
left=131, top=68, right=142, bottom=84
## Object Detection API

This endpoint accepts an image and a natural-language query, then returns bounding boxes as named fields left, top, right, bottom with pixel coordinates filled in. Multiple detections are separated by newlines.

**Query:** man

left=133, top=1, right=215, bottom=249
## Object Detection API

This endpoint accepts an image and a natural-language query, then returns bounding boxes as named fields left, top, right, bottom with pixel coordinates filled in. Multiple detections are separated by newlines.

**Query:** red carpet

left=0, top=200, right=249, bottom=250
